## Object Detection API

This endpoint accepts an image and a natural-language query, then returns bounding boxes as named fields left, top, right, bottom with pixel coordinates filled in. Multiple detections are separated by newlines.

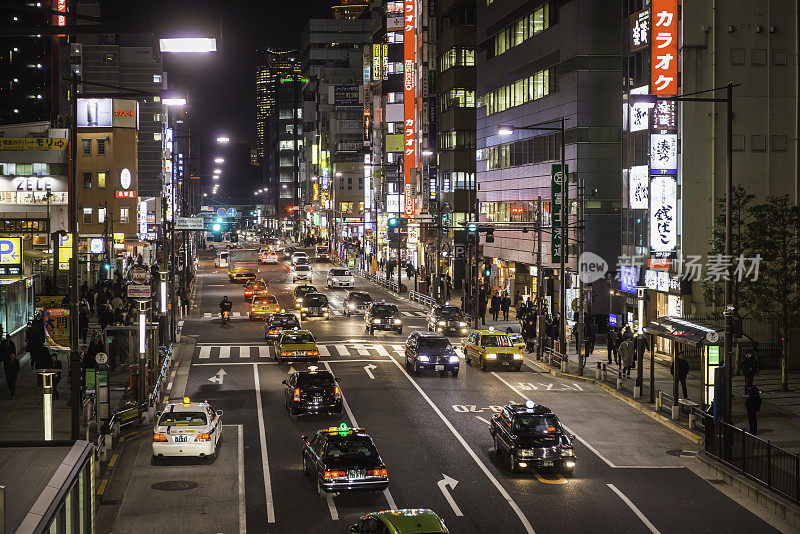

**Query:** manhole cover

left=665, top=449, right=697, bottom=457
left=151, top=480, right=199, bottom=491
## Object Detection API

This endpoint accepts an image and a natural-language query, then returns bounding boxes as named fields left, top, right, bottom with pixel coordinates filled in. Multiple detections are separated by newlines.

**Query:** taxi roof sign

left=182, top=396, right=191, bottom=405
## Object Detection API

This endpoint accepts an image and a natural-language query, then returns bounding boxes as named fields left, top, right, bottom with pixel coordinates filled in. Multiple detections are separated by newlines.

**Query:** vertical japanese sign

left=629, top=165, right=649, bottom=209
left=550, top=164, right=568, bottom=263
left=403, top=0, right=416, bottom=217
left=649, top=174, right=677, bottom=256
left=651, top=0, right=677, bottom=95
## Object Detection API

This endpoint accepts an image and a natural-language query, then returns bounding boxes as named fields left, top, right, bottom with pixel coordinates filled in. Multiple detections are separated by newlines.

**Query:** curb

left=527, top=357, right=703, bottom=445
left=696, top=451, right=800, bottom=531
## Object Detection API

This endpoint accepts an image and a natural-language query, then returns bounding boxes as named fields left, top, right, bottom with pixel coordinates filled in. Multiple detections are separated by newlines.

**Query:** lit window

left=98, top=207, right=106, bottom=223
left=97, top=171, right=106, bottom=188
left=83, top=208, right=92, bottom=224
left=120, top=207, right=130, bottom=224
left=153, top=74, right=162, bottom=83
left=153, top=132, right=162, bottom=141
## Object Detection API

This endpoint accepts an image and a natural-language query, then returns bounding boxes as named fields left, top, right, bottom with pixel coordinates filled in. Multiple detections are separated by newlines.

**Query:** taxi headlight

left=393, top=319, right=402, bottom=325
left=301, top=307, right=308, bottom=311
left=561, top=448, right=574, bottom=457
left=459, top=321, right=467, bottom=327
left=373, top=319, right=381, bottom=324
left=418, top=355, right=430, bottom=362
left=449, top=355, right=459, bottom=363
left=438, top=320, right=447, bottom=326
left=486, top=353, right=497, bottom=360
left=296, top=298, right=303, bottom=303
left=513, top=353, right=523, bottom=360
left=348, top=303, right=356, bottom=310
left=517, top=449, right=535, bottom=458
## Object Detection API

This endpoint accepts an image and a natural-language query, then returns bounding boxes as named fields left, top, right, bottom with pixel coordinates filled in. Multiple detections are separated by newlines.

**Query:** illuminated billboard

left=77, top=98, right=113, bottom=128
left=403, top=0, right=416, bottom=217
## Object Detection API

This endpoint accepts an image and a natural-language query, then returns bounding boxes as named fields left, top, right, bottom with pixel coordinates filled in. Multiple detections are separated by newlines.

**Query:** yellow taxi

left=244, top=279, right=268, bottom=299
left=462, top=327, right=524, bottom=372
left=275, top=329, right=320, bottom=362
left=249, top=294, right=280, bottom=319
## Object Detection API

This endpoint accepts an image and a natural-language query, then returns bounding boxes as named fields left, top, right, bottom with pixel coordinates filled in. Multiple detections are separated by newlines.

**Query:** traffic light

left=103, top=262, right=111, bottom=271
left=484, top=228, right=495, bottom=243
left=467, top=222, right=478, bottom=233
left=212, top=223, right=221, bottom=232
left=388, top=217, right=399, bottom=229
left=483, top=259, right=492, bottom=278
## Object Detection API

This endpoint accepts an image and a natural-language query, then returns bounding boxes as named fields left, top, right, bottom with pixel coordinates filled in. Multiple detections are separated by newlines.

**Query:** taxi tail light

left=153, top=433, right=168, bottom=442
left=251, top=307, right=256, bottom=312
left=324, top=470, right=346, bottom=479
left=333, top=385, right=341, bottom=399
left=195, top=432, right=211, bottom=442
left=268, top=330, right=279, bottom=335
left=307, top=350, right=319, bottom=356
left=282, top=351, right=293, bottom=357
left=369, top=468, right=387, bottom=477
left=293, top=388, right=300, bottom=401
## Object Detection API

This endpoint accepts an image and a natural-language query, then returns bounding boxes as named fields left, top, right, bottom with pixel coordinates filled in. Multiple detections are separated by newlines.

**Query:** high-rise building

left=476, top=0, right=622, bottom=321
left=256, top=49, right=300, bottom=164
left=332, top=0, right=368, bottom=20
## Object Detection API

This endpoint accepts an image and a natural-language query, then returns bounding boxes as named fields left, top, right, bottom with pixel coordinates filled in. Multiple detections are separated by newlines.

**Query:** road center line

left=386, top=355, right=534, bottom=534
left=237, top=424, right=246, bottom=534
left=252, top=364, right=276, bottom=523
left=323, top=361, right=399, bottom=511
left=326, top=494, right=339, bottom=520
left=607, top=483, right=662, bottom=534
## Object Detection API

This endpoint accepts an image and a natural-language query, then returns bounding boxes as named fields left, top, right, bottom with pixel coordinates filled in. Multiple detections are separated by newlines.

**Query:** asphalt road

left=103, top=244, right=782, bottom=534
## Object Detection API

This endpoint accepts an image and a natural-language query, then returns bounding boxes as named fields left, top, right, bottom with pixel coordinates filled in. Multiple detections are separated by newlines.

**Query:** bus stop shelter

left=643, top=316, right=724, bottom=411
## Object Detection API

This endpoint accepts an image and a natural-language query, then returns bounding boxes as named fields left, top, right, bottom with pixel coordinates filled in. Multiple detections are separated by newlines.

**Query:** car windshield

left=296, top=258, right=310, bottom=265
left=269, top=317, right=299, bottom=328
left=296, top=286, right=316, bottom=296
left=296, top=265, right=311, bottom=271
left=296, top=372, right=334, bottom=386
left=373, top=304, right=398, bottom=316
left=418, top=337, right=451, bottom=349
left=508, top=333, right=523, bottom=342
left=481, top=334, right=511, bottom=347
left=437, top=307, right=462, bottom=319
left=282, top=333, right=315, bottom=344
left=304, top=295, right=328, bottom=306
left=325, top=438, right=378, bottom=461
left=159, top=411, right=207, bottom=426
left=349, top=292, right=371, bottom=303
left=331, top=269, right=350, bottom=276
left=513, top=414, right=561, bottom=436
left=294, top=252, right=307, bottom=257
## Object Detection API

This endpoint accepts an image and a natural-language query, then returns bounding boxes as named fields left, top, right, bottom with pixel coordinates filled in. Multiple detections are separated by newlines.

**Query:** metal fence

left=704, top=418, right=800, bottom=504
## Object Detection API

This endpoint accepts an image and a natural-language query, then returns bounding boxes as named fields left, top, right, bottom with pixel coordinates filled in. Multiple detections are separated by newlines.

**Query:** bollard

left=616, top=377, right=622, bottom=390
left=602, top=364, right=608, bottom=382
left=671, top=405, right=680, bottom=420
left=688, top=412, right=696, bottom=430
left=595, top=362, right=601, bottom=380
left=657, top=390, right=662, bottom=412
left=562, top=357, right=568, bottom=374
left=634, top=386, right=641, bottom=399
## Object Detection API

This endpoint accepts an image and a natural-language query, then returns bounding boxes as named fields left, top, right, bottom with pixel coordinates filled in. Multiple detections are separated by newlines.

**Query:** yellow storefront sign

left=0, top=137, right=67, bottom=150
left=58, top=233, right=72, bottom=271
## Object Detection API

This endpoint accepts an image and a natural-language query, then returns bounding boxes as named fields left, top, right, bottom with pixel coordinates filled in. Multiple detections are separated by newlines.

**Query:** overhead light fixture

left=498, top=126, right=514, bottom=136
left=422, top=149, right=434, bottom=156
left=216, top=136, right=230, bottom=144
left=159, top=37, right=217, bottom=53
left=214, top=157, right=224, bottom=163
left=213, top=169, right=221, bottom=174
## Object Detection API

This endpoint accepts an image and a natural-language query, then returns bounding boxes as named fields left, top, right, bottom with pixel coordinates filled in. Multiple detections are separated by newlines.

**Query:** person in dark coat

left=500, top=294, right=511, bottom=321
left=490, top=293, right=501, bottom=321
left=31, top=342, right=50, bottom=387
left=49, top=352, right=63, bottom=399
left=586, top=318, right=599, bottom=354
left=79, top=308, right=89, bottom=344
left=478, top=290, right=487, bottom=325
left=741, top=351, right=759, bottom=389
left=3, top=351, right=20, bottom=398
left=670, top=352, right=690, bottom=399
left=99, top=304, right=114, bottom=330
left=745, top=386, right=762, bottom=435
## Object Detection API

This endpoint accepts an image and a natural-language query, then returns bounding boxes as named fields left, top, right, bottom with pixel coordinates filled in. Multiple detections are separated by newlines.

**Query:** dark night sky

left=101, top=0, right=333, bottom=202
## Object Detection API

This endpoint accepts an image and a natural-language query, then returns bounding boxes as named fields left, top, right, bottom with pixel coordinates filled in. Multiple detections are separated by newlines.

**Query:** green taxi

left=350, top=509, right=449, bottom=534
left=507, top=332, right=526, bottom=351
left=462, top=328, right=524, bottom=372
left=275, top=329, right=320, bottom=362
left=249, top=294, right=280, bottom=319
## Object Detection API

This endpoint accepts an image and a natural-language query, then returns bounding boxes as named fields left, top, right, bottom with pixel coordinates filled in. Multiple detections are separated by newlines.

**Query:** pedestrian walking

left=620, top=338, right=635, bottom=378
left=670, top=352, right=690, bottom=399
left=3, top=351, right=20, bottom=398
left=745, top=386, right=762, bottom=435
left=79, top=307, right=89, bottom=344
left=490, top=293, right=501, bottom=322
left=445, top=273, right=452, bottom=300
left=500, top=294, right=511, bottom=321
left=586, top=318, right=599, bottom=355
left=741, top=351, right=759, bottom=389
left=478, top=290, right=487, bottom=325
left=49, top=352, right=63, bottom=399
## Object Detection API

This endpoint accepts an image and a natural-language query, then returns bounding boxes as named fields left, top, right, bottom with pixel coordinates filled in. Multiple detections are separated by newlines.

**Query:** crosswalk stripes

left=202, top=311, right=243, bottom=318
left=197, top=310, right=427, bottom=319
left=193, top=343, right=409, bottom=361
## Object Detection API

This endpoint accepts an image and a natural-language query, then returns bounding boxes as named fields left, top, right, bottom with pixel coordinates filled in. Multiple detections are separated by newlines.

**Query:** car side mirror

left=217, top=410, right=223, bottom=417
left=301, top=434, right=308, bottom=441
left=350, top=525, right=360, bottom=533
left=281, top=380, right=287, bottom=385
left=155, top=411, right=162, bottom=418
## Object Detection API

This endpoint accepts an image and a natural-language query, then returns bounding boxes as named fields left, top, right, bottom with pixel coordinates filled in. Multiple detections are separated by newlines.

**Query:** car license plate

left=295, top=351, right=304, bottom=356
left=435, top=365, right=445, bottom=370
left=313, top=396, right=322, bottom=403
left=541, top=460, right=554, bottom=467
left=174, top=435, right=187, bottom=443
left=348, top=470, right=364, bottom=480
left=502, top=361, right=509, bottom=366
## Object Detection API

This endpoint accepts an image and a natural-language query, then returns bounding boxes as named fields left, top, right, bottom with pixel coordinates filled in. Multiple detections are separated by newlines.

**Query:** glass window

left=97, top=138, right=106, bottom=155
left=98, top=207, right=106, bottom=223
left=120, top=207, right=129, bottom=224
left=82, top=138, right=91, bottom=155
left=82, top=208, right=92, bottom=224
left=97, top=171, right=106, bottom=188
left=158, top=411, right=207, bottom=425
left=153, top=132, right=162, bottom=141
left=153, top=74, right=162, bottom=83
left=83, top=171, right=91, bottom=188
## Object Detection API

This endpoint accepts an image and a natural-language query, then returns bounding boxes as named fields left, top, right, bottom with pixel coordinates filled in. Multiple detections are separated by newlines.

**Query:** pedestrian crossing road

left=198, top=310, right=430, bottom=318
left=194, top=342, right=418, bottom=360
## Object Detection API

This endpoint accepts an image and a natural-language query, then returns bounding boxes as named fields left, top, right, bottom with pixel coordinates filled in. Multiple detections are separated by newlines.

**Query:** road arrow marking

left=364, top=364, right=377, bottom=379
left=208, top=368, right=227, bottom=384
left=437, top=474, right=463, bottom=516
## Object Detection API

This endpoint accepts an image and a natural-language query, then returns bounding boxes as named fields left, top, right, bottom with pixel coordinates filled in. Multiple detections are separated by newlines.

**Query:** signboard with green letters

left=550, top=164, right=568, bottom=263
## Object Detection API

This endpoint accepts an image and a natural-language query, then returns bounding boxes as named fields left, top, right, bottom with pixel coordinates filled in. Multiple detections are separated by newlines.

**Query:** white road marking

left=326, top=494, right=339, bottom=520
left=490, top=372, right=681, bottom=470
left=476, top=416, right=491, bottom=425
left=364, top=364, right=377, bottom=379
left=390, top=344, right=405, bottom=353
left=237, top=424, right=246, bottom=534
left=208, top=369, right=226, bottom=384
left=356, top=346, right=371, bottom=356
left=219, top=346, right=231, bottom=359
left=238, top=346, right=250, bottom=358
left=455, top=348, right=466, bottom=359
left=252, top=364, right=275, bottom=523
left=386, top=355, right=534, bottom=533
left=317, top=345, right=330, bottom=357
left=607, top=484, right=662, bottom=534
left=323, top=360, right=399, bottom=511
left=335, top=344, right=349, bottom=356
left=199, top=346, right=211, bottom=359
left=372, top=345, right=390, bottom=357
left=437, top=474, right=463, bottom=517
left=258, top=346, right=270, bottom=359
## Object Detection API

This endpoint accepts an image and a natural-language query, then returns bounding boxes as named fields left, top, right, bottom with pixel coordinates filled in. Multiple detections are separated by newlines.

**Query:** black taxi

left=365, top=301, right=402, bottom=335
left=293, top=284, right=318, bottom=308
left=282, top=368, right=342, bottom=418
left=301, top=424, right=389, bottom=495
left=264, top=311, right=302, bottom=342
left=490, top=400, right=576, bottom=475
left=426, top=304, right=469, bottom=336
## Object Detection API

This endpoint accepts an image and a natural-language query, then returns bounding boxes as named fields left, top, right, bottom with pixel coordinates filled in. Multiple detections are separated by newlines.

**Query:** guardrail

left=148, top=343, right=173, bottom=407
left=408, top=290, right=435, bottom=309
left=705, top=418, right=800, bottom=504
left=543, top=347, right=568, bottom=373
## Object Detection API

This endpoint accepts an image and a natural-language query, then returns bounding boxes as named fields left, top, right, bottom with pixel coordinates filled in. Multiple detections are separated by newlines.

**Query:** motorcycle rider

left=219, top=295, right=233, bottom=323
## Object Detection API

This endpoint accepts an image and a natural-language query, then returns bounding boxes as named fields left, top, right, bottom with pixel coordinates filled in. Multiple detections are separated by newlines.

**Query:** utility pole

left=577, top=172, right=585, bottom=375
left=722, top=81, right=734, bottom=423
left=69, top=74, right=81, bottom=441
left=536, top=196, right=543, bottom=359
left=559, top=116, right=567, bottom=355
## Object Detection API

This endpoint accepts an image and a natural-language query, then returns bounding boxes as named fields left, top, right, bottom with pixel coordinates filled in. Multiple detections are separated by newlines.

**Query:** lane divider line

left=252, top=363, right=276, bottom=523
left=385, top=355, right=535, bottom=534
left=607, top=483, right=662, bottom=534
left=238, top=424, right=246, bottom=534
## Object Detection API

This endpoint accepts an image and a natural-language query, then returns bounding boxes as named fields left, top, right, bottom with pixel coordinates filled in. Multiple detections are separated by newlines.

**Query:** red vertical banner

left=650, top=0, right=678, bottom=95
left=403, top=0, right=416, bottom=217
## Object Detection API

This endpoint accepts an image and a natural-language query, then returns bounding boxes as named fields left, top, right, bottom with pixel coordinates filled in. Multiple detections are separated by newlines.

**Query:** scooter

left=221, top=310, right=231, bottom=325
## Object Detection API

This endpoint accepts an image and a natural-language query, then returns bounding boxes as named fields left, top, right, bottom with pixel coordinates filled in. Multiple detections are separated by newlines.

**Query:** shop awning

left=643, top=316, right=723, bottom=347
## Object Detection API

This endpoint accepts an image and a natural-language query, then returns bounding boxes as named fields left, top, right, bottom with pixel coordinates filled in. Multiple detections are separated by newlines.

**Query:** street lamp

left=158, top=37, right=217, bottom=53
left=216, top=136, right=230, bottom=144
left=214, top=157, right=224, bottom=164
left=161, top=97, right=187, bottom=106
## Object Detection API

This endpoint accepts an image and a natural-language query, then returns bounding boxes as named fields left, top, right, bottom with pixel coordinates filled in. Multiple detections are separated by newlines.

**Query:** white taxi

left=152, top=398, right=223, bottom=461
